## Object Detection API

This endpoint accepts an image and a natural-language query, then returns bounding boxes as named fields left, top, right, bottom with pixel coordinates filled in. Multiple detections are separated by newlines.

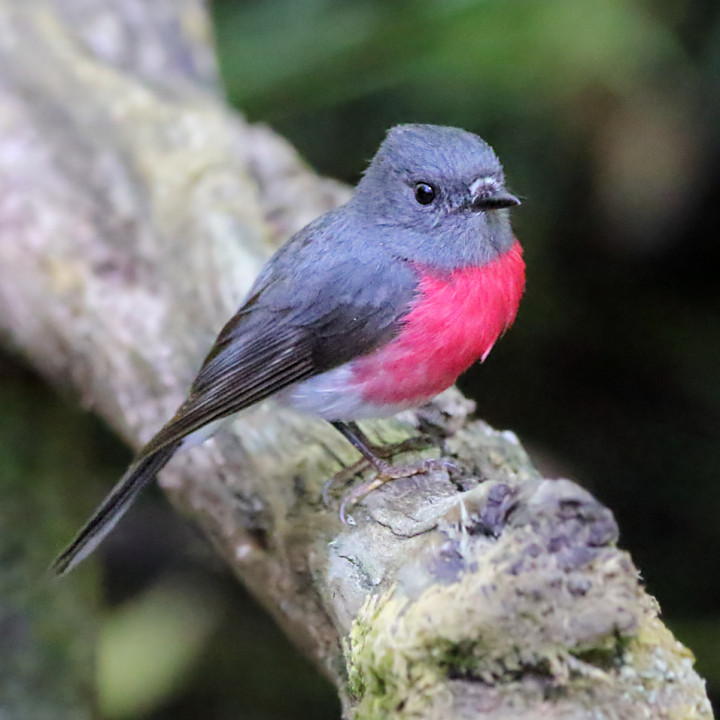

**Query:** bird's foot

left=321, top=434, right=434, bottom=506
left=337, top=456, right=459, bottom=525
left=365, top=434, right=434, bottom=459
left=324, top=421, right=458, bottom=524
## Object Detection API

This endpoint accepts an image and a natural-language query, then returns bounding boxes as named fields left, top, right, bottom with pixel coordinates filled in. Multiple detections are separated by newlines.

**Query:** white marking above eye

left=469, top=176, right=500, bottom=197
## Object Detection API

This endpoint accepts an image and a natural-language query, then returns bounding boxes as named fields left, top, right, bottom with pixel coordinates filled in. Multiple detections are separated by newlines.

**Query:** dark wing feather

left=52, top=323, right=316, bottom=575
left=143, top=324, right=316, bottom=454
left=52, top=442, right=180, bottom=575
left=53, top=211, right=419, bottom=575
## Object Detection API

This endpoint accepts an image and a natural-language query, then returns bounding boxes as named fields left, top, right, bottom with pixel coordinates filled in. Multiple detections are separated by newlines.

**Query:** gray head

left=350, top=124, right=519, bottom=268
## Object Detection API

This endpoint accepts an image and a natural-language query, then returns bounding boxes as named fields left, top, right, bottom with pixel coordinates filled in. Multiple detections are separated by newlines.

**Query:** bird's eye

left=414, top=182, right=436, bottom=205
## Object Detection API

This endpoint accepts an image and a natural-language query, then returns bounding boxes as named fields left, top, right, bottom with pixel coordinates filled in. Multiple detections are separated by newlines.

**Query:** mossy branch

left=0, top=1, right=712, bottom=718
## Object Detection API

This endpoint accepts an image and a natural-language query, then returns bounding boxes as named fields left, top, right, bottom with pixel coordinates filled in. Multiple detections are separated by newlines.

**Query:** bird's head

left=351, top=124, right=520, bottom=268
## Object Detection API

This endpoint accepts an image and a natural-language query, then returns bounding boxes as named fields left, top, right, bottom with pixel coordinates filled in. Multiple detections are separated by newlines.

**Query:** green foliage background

left=3, top=0, right=719, bottom=718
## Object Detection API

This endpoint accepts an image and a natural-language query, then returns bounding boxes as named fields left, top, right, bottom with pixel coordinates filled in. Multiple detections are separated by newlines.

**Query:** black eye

left=414, top=182, right=436, bottom=205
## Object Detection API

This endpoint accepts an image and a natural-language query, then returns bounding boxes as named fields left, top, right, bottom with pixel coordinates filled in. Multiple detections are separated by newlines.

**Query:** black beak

left=471, top=190, right=521, bottom=211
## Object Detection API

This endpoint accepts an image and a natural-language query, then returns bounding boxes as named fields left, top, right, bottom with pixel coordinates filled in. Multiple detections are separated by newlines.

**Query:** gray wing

left=145, top=213, right=419, bottom=453
left=143, top=322, right=316, bottom=454
left=52, top=213, right=418, bottom=574
left=52, top=318, right=317, bottom=575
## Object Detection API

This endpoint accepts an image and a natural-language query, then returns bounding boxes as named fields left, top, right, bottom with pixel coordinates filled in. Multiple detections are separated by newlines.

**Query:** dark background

left=4, top=1, right=719, bottom=717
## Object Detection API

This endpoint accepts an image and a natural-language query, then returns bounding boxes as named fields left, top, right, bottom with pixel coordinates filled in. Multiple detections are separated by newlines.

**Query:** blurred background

left=4, top=0, right=719, bottom=717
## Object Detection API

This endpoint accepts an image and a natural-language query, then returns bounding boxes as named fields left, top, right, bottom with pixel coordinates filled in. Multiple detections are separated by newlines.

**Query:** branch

left=0, top=1, right=712, bottom=717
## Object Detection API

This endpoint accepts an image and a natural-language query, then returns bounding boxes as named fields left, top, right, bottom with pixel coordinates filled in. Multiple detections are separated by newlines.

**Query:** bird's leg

left=328, top=421, right=455, bottom=523
left=334, top=420, right=432, bottom=461
left=322, top=421, right=431, bottom=505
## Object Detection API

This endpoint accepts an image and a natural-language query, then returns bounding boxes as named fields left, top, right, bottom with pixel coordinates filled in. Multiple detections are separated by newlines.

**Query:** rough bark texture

left=0, top=1, right=713, bottom=718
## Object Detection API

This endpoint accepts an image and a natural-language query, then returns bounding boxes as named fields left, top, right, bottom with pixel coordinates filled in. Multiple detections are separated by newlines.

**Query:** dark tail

left=52, top=442, right=180, bottom=576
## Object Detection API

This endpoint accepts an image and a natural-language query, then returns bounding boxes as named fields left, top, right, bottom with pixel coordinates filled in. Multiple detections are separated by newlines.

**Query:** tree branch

left=0, top=1, right=712, bottom=717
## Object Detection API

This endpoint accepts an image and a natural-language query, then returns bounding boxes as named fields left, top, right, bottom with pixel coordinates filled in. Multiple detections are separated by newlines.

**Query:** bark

left=0, top=1, right=713, bottom=718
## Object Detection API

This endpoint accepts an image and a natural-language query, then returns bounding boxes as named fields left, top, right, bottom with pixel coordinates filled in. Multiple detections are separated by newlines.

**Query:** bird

left=52, top=123, right=525, bottom=575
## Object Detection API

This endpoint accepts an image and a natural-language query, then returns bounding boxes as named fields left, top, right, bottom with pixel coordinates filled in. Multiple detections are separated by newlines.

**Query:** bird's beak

left=468, top=177, right=521, bottom=211
left=470, top=189, right=521, bottom=211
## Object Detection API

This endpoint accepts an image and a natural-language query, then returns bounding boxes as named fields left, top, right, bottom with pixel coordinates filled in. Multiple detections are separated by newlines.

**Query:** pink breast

left=351, top=240, right=525, bottom=406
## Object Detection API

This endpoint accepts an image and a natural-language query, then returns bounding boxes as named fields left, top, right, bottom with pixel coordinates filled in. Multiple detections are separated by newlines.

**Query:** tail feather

left=52, top=442, right=180, bottom=576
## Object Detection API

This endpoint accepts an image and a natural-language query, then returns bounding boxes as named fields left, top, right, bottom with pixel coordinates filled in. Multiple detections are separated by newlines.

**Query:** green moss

left=343, top=535, right=711, bottom=720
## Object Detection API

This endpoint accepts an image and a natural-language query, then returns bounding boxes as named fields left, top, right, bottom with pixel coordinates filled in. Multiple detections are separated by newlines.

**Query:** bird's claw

left=336, top=454, right=459, bottom=524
